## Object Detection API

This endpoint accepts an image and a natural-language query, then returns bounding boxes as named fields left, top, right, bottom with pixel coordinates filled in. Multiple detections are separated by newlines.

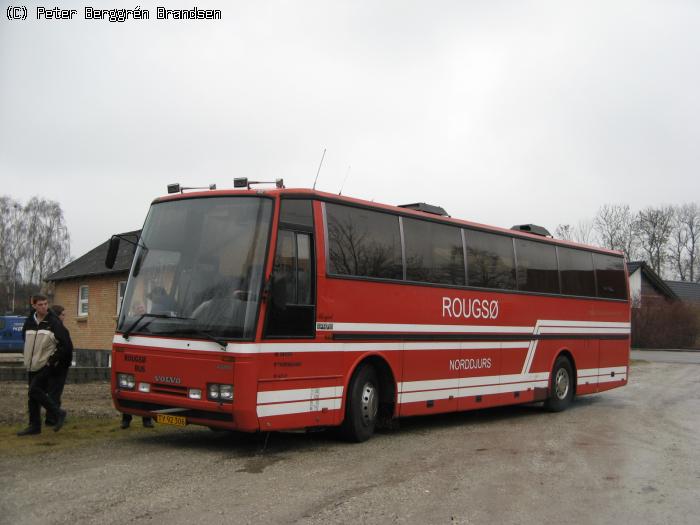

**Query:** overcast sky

left=1, top=0, right=699, bottom=258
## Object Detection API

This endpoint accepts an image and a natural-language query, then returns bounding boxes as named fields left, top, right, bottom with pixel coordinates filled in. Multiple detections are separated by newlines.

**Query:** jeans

left=27, top=367, right=62, bottom=429
left=45, top=366, right=69, bottom=424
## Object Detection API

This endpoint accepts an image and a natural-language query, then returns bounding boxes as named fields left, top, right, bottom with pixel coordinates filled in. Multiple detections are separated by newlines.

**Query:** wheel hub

left=360, top=382, right=378, bottom=426
left=555, top=368, right=570, bottom=399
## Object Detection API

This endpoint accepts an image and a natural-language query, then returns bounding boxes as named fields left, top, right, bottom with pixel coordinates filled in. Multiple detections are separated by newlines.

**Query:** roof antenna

left=312, top=148, right=326, bottom=190
left=338, top=165, right=351, bottom=195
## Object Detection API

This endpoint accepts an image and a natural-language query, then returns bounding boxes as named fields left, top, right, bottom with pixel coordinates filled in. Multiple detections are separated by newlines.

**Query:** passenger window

left=594, top=253, right=627, bottom=299
left=264, top=229, right=315, bottom=337
left=403, top=218, right=465, bottom=285
left=558, top=247, right=596, bottom=297
left=466, top=230, right=516, bottom=290
left=515, top=239, right=560, bottom=294
left=326, top=203, right=403, bottom=280
left=280, top=199, right=313, bottom=228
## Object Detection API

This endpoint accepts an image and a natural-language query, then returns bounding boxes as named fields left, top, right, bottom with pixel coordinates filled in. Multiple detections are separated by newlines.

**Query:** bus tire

left=340, top=364, right=379, bottom=442
left=544, top=356, right=574, bottom=412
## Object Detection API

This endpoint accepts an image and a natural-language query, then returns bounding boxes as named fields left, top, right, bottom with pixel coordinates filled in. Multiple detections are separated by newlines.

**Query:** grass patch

left=0, top=416, right=180, bottom=457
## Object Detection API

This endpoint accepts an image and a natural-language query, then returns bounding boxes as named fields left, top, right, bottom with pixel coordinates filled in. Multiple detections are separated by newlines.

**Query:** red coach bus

left=108, top=183, right=630, bottom=442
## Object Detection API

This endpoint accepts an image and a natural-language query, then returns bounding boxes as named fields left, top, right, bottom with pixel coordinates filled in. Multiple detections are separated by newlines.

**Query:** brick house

left=626, top=261, right=677, bottom=308
left=46, top=231, right=139, bottom=366
left=664, top=280, right=700, bottom=306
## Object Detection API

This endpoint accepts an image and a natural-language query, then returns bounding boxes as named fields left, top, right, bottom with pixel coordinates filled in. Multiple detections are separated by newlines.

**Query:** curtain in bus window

left=593, top=253, right=627, bottom=299
left=558, top=247, right=596, bottom=297
left=274, top=230, right=297, bottom=303
left=514, top=239, right=560, bottom=294
left=296, top=234, right=312, bottom=304
left=465, top=230, right=516, bottom=290
left=326, top=203, right=403, bottom=280
left=403, top=217, right=465, bottom=285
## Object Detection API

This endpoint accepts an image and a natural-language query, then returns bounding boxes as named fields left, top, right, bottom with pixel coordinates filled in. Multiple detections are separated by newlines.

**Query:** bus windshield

left=117, top=196, right=273, bottom=341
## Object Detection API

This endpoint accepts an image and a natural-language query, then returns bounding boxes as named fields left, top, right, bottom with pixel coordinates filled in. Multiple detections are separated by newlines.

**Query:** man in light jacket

left=17, top=294, right=72, bottom=436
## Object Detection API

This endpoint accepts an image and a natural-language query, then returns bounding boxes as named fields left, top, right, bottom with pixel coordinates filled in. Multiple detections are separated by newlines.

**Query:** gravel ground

left=0, top=381, right=115, bottom=424
left=1, top=361, right=699, bottom=525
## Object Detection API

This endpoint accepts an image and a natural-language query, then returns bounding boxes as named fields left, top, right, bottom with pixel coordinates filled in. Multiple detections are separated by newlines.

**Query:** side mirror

left=105, top=236, right=120, bottom=269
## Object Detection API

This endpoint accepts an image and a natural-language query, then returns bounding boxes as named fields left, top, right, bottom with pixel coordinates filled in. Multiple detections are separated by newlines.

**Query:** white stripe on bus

left=317, top=323, right=533, bottom=333
left=398, top=380, right=550, bottom=404
left=115, top=336, right=622, bottom=356
left=257, top=386, right=344, bottom=405
left=316, top=320, right=630, bottom=333
left=578, top=374, right=627, bottom=386
left=253, top=365, right=627, bottom=417
left=256, top=398, right=342, bottom=417
left=113, top=335, right=531, bottom=354
left=398, top=372, right=550, bottom=393
left=577, top=366, right=628, bottom=378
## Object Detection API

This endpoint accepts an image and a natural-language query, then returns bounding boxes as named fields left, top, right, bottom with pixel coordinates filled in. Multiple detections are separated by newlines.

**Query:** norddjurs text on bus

left=107, top=182, right=630, bottom=442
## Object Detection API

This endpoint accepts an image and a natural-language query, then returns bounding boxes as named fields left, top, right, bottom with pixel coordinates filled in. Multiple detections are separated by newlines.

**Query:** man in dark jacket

left=17, top=294, right=73, bottom=436
left=45, top=305, right=73, bottom=426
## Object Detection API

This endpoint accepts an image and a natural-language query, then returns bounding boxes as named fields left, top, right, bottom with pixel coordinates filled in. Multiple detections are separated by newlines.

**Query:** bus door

left=264, top=200, right=316, bottom=338
left=261, top=199, right=341, bottom=426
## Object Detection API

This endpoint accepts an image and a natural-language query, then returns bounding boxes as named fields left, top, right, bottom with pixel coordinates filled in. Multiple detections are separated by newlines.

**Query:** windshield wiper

left=170, top=328, right=228, bottom=349
left=122, top=313, right=193, bottom=340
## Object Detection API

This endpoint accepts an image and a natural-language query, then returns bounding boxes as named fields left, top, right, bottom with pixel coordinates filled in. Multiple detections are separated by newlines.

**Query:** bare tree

left=636, top=205, right=674, bottom=276
left=593, top=204, right=638, bottom=259
left=572, top=219, right=595, bottom=245
left=22, top=197, right=71, bottom=286
left=0, top=197, right=28, bottom=312
left=668, top=203, right=700, bottom=281
left=555, top=224, right=573, bottom=241
left=556, top=220, right=595, bottom=245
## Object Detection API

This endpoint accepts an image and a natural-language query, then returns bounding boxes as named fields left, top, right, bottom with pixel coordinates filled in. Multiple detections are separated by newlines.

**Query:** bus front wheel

left=340, top=364, right=379, bottom=442
left=544, top=356, right=574, bottom=412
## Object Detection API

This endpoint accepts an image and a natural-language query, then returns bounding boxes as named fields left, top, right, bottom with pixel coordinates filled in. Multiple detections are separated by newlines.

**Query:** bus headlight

left=118, top=373, right=135, bottom=390
left=208, top=384, right=219, bottom=400
left=219, top=385, right=233, bottom=401
left=207, top=383, right=233, bottom=403
left=138, top=382, right=151, bottom=393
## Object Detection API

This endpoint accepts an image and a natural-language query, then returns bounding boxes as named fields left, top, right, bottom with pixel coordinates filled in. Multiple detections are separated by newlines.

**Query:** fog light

left=118, top=373, right=135, bottom=390
left=219, top=385, right=233, bottom=401
left=138, top=382, right=150, bottom=393
left=188, top=388, right=202, bottom=400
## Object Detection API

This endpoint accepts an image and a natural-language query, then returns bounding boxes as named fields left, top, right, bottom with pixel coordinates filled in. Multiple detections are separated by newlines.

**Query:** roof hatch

left=398, top=202, right=449, bottom=217
left=510, top=224, right=552, bottom=237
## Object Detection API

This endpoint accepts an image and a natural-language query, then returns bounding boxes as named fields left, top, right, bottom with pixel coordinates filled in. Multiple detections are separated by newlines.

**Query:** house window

left=78, top=285, right=89, bottom=316
left=117, top=281, right=127, bottom=315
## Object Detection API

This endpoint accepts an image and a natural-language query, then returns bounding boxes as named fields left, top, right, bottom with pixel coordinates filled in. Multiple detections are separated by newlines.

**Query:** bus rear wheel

left=544, top=356, right=574, bottom=412
left=340, top=364, right=379, bottom=442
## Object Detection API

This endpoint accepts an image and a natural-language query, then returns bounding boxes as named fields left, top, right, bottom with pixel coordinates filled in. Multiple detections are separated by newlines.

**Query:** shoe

left=120, top=419, right=130, bottom=429
left=17, top=426, right=41, bottom=436
left=53, top=410, right=67, bottom=432
left=45, top=419, right=55, bottom=427
left=142, top=418, right=154, bottom=428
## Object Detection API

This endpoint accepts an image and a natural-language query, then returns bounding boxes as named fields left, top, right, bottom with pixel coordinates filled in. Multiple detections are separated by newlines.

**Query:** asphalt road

left=631, top=349, right=700, bottom=364
left=1, top=360, right=699, bottom=525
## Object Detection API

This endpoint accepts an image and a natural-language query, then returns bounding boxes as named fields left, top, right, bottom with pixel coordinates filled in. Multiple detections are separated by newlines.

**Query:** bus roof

left=153, top=187, right=624, bottom=258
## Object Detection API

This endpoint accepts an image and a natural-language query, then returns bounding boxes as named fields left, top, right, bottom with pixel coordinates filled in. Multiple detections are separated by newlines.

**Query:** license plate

left=156, top=414, right=186, bottom=427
